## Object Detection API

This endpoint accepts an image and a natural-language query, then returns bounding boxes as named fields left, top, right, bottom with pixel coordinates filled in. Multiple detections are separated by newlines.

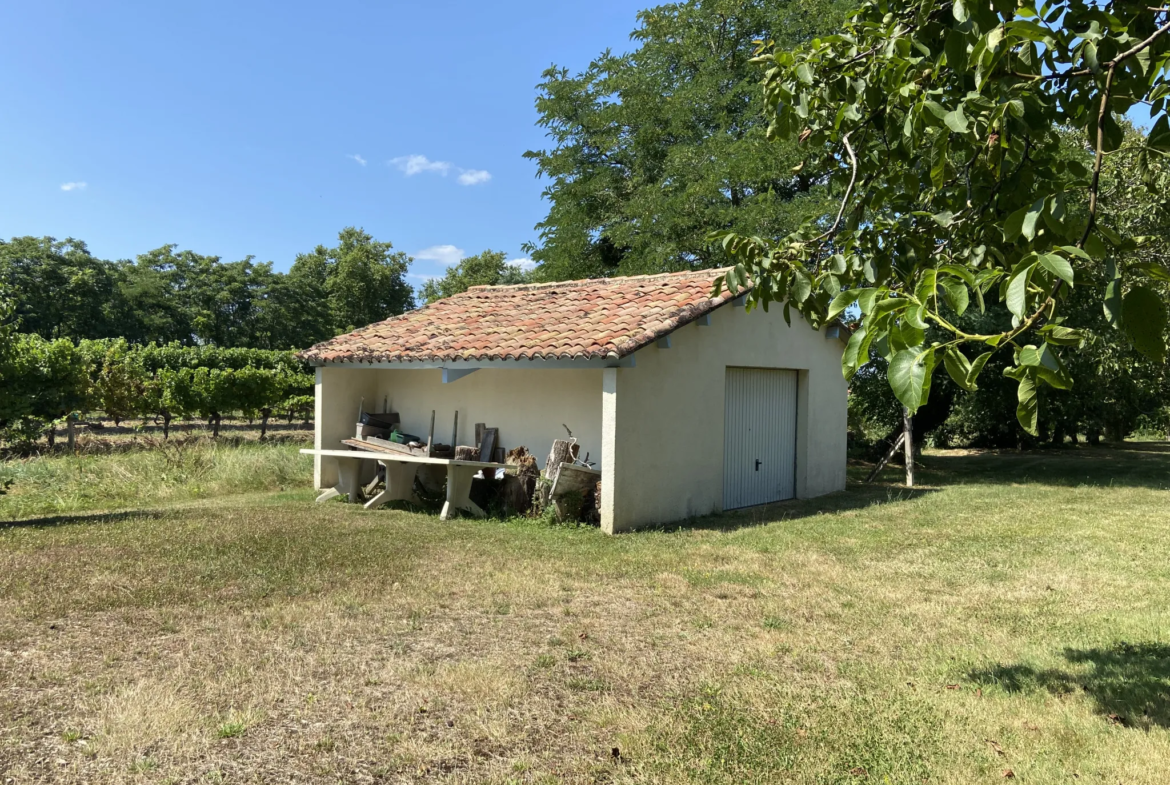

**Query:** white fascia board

left=313, top=355, right=636, bottom=370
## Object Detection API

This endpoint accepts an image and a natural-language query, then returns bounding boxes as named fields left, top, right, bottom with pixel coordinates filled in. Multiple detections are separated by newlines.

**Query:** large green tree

left=0, top=237, right=120, bottom=339
left=417, top=250, right=531, bottom=304
left=718, top=0, right=1170, bottom=432
left=524, top=0, right=850, bottom=281
left=289, top=227, right=414, bottom=336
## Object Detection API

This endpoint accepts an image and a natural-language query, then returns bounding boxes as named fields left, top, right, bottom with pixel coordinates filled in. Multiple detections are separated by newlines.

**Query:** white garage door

left=723, top=367, right=798, bottom=510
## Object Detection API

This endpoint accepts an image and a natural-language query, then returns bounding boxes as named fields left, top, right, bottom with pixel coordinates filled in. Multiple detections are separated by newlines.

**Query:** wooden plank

left=301, top=448, right=509, bottom=469
left=427, top=410, right=436, bottom=458
left=343, top=438, right=428, bottom=457
left=475, top=423, right=485, bottom=447
left=479, top=427, right=498, bottom=463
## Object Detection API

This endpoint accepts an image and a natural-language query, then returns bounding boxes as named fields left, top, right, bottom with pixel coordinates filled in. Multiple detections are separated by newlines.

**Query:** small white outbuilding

left=299, top=269, right=847, bottom=533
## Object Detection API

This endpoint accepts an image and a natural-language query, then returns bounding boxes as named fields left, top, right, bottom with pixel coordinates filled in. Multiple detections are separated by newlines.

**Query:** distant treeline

left=0, top=336, right=315, bottom=445
left=0, top=227, right=413, bottom=350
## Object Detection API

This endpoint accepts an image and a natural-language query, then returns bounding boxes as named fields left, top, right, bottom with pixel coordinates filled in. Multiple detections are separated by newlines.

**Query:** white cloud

left=507, top=257, right=537, bottom=271
left=60, top=181, right=87, bottom=191
left=347, top=153, right=367, bottom=166
left=457, top=168, right=491, bottom=186
left=407, top=273, right=440, bottom=282
left=391, top=154, right=452, bottom=176
left=414, top=244, right=465, bottom=267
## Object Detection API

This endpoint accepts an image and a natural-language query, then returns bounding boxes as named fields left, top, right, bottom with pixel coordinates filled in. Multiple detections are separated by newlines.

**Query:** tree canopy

left=0, top=227, right=414, bottom=350
left=716, top=0, right=1170, bottom=433
left=524, top=0, right=851, bottom=281
left=417, top=250, right=531, bottom=305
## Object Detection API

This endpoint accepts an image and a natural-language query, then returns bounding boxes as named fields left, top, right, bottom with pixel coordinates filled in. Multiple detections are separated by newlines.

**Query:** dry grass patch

left=1, top=444, right=1169, bottom=782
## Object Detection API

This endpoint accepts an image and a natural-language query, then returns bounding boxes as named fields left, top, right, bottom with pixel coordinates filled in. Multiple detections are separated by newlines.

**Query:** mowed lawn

left=2, top=445, right=1169, bottom=783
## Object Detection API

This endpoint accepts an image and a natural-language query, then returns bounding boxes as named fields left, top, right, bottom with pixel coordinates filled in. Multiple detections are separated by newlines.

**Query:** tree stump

left=503, top=446, right=538, bottom=515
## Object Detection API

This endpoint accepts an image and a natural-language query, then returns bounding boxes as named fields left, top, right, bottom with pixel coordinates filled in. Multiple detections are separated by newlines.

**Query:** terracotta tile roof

left=299, top=268, right=741, bottom=364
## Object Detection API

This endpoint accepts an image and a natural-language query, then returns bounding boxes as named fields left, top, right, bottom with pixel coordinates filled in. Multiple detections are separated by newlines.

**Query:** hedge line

left=0, top=336, right=315, bottom=444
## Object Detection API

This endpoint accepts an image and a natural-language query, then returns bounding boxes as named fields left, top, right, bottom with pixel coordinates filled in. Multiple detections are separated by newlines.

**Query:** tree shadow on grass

left=0, top=509, right=166, bottom=531
left=969, top=641, right=1170, bottom=730
left=915, top=443, right=1170, bottom=491
left=668, top=483, right=940, bottom=533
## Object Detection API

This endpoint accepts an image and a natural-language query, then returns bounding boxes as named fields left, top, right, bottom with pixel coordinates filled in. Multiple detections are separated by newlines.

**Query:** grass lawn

left=1, top=444, right=1169, bottom=783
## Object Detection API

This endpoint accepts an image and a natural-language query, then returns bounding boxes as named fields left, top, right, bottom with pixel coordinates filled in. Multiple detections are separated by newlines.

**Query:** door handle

left=755, top=459, right=762, bottom=471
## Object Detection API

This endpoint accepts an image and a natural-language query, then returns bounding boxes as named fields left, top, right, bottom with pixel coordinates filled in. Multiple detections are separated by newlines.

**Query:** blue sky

left=0, top=1, right=647, bottom=283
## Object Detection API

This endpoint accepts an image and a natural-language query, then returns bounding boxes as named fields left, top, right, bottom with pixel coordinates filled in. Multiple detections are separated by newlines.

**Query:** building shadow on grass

left=969, top=642, right=1170, bottom=730
left=668, top=483, right=939, bottom=533
left=0, top=509, right=166, bottom=530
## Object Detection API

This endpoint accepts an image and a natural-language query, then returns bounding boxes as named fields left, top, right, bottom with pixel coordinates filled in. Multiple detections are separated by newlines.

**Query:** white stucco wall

left=372, top=368, right=604, bottom=468
left=313, top=367, right=604, bottom=488
left=314, top=366, right=380, bottom=489
left=600, top=302, right=847, bottom=533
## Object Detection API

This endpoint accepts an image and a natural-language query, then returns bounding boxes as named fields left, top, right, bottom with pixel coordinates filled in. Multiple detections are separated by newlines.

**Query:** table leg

left=335, top=457, right=363, bottom=503
left=315, top=487, right=341, bottom=503
left=364, top=461, right=420, bottom=510
left=440, top=464, right=485, bottom=520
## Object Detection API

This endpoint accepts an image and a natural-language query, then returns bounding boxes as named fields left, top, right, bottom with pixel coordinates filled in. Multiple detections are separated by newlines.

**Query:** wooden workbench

left=300, top=448, right=509, bottom=520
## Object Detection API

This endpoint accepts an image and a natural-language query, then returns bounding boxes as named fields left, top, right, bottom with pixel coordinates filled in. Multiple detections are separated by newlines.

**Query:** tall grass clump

left=0, top=439, right=311, bottom=520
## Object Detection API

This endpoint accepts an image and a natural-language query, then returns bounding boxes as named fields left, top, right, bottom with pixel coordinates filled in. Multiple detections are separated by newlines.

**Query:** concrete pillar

left=600, top=367, right=619, bottom=534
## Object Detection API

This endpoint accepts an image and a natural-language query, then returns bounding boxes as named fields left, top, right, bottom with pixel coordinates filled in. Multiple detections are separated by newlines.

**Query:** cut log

left=454, top=445, right=479, bottom=461
left=543, top=439, right=579, bottom=485
left=502, top=446, right=539, bottom=515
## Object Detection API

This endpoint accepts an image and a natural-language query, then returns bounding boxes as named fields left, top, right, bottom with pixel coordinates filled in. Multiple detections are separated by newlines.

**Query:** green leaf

left=1122, top=286, right=1168, bottom=362
left=1040, top=325, right=1086, bottom=347
left=945, top=29, right=968, bottom=72
left=1131, top=262, right=1170, bottom=282
left=940, top=279, right=969, bottom=315
left=931, top=210, right=955, bottom=228
left=1006, top=264, right=1035, bottom=320
left=1021, top=198, right=1045, bottom=241
left=905, top=302, right=928, bottom=330
left=1057, top=245, right=1091, bottom=261
left=1103, top=263, right=1123, bottom=328
left=942, top=347, right=975, bottom=391
left=856, top=288, right=880, bottom=314
left=1037, top=253, right=1074, bottom=286
left=841, top=325, right=872, bottom=380
left=966, top=351, right=993, bottom=389
left=796, top=63, right=814, bottom=84
left=827, top=290, right=857, bottom=321
left=1149, top=114, right=1170, bottom=153
left=1014, top=370, right=1039, bottom=435
left=944, top=107, right=969, bottom=134
left=792, top=271, right=812, bottom=303
left=924, top=100, right=949, bottom=120
left=889, top=348, right=931, bottom=411
left=953, top=0, right=969, bottom=23
left=1004, top=205, right=1028, bottom=242
left=1018, top=344, right=1042, bottom=366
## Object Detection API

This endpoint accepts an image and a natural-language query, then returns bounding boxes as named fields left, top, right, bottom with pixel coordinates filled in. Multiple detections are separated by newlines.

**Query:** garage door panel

left=723, top=368, right=797, bottom=509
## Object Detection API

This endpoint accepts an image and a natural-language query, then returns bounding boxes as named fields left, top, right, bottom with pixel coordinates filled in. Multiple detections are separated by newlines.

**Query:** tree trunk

left=902, top=408, right=915, bottom=488
left=162, top=412, right=171, bottom=440
left=46, top=425, right=55, bottom=449
left=212, top=413, right=221, bottom=438
left=260, top=408, right=271, bottom=440
left=66, top=416, right=76, bottom=452
left=1051, top=423, right=1065, bottom=446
